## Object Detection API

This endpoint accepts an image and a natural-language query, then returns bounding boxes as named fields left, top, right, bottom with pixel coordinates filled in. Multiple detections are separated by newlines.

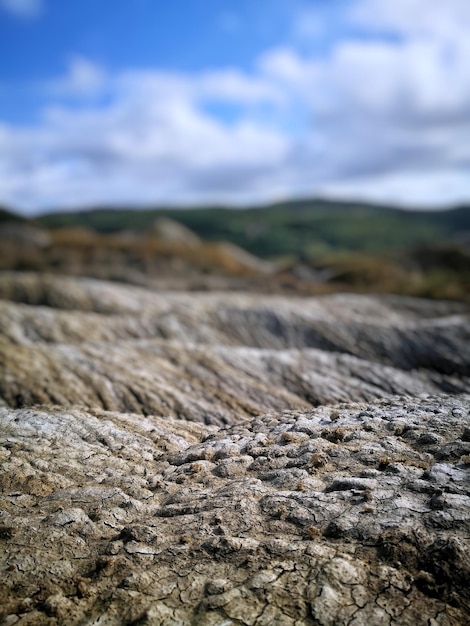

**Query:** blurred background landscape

left=1, top=200, right=469, bottom=300
left=1, top=0, right=469, bottom=300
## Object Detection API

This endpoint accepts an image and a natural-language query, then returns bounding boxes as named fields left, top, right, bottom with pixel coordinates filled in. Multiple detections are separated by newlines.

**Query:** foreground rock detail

left=1, top=273, right=469, bottom=423
left=1, top=396, right=469, bottom=625
left=1, top=272, right=469, bottom=625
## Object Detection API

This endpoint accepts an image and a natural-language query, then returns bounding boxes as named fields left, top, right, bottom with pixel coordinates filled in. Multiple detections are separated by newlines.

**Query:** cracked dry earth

left=0, top=272, right=470, bottom=625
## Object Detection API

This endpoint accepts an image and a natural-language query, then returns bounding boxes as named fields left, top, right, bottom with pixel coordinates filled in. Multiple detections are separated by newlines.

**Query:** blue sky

left=1, top=0, right=469, bottom=213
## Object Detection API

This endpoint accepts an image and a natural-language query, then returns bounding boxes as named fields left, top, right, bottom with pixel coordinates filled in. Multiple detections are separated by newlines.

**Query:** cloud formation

left=0, top=0, right=42, bottom=18
left=1, top=0, right=470, bottom=212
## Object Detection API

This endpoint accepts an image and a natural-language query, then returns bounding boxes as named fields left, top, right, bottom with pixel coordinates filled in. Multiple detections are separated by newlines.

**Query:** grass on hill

left=35, top=199, right=470, bottom=260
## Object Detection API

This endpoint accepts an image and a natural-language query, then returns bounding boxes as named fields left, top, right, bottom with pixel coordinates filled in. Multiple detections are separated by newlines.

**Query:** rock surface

left=0, top=271, right=469, bottom=625
left=1, top=396, right=469, bottom=625
left=1, top=273, right=469, bottom=424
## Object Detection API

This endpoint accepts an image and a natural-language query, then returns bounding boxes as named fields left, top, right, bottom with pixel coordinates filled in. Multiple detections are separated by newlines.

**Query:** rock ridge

left=0, top=272, right=469, bottom=625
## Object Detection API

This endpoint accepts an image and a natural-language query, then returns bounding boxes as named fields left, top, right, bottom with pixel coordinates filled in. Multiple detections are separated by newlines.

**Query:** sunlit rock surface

left=1, top=397, right=469, bottom=625
left=0, top=272, right=469, bottom=625
left=1, top=273, right=469, bottom=422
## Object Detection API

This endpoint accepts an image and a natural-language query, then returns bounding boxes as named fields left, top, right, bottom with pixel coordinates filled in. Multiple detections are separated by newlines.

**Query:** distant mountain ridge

left=31, top=199, right=470, bottom=258
left=0, top=207, right=27, bottom=223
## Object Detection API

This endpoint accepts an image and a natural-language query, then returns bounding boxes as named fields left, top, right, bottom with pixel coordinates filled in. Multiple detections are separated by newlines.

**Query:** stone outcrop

left=0, top=223, right=276, bottom=284
left=1, top=273, right=469, bottom=423
left=1, top=396, right=469, bottom=625
left=0, top=223, right=51, bottom=249
left=152, top=217, right=202, bottom=247
left=0, top=271, right=469, bottom=625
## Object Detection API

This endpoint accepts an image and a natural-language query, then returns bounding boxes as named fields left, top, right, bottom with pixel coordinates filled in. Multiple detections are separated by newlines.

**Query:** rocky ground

left=0, top=271, right=469, bottom=625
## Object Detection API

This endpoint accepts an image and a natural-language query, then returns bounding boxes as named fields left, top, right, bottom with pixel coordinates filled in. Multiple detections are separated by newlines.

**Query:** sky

left=0, top=0, right=469, bottom=214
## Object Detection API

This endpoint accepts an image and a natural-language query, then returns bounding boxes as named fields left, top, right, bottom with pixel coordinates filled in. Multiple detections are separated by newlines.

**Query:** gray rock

left=1, top=273, right=469, bottom=423
left=0, top=271, right=469, bottom=625
left=0, top=395, right=469, bottom=625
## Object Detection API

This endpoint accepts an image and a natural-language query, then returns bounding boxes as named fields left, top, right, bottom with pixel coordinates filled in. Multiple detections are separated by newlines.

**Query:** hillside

left=35, top=200, right=470, bottom=259
left=0, top=207, right=26, bottom=224
left=1, top=203, right=469, bottom=301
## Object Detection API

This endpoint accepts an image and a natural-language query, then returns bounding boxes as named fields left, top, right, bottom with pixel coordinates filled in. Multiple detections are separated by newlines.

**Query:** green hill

left=0, top=207, right=27, bottom=224
left=26, top=199, right=470, bottom=259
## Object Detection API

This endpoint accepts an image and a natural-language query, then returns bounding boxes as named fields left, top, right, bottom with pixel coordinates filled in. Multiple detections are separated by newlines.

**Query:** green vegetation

left=0, top=207, right=25, bottom=224
left=36, top=199, right=470, bottom=260
left=1, top=199, right=468, bottom=301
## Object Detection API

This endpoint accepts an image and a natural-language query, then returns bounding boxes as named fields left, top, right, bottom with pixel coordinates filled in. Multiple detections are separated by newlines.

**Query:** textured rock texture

left=0, top=271, right=469, bottom=625
left=1, top=397, right=470, bottom=625
left=1, top=273, right=469, bottom=424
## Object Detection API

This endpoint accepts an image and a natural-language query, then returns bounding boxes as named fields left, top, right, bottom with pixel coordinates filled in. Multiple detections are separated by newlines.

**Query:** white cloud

left=196, top=69, right=284, bottom=105
left=1, top=0, right=470, bottom=212
left=258, top=48, right=315, bottom=86
left=351, top=0, right=470, bottom=39
left=257, top=1, right=470, bottom=191
left=0, top=0, right=43, bottom=18
left=49, top=57, right=106, bottom=97
left=317, top=169, right=470, bottom=208
left=0, top=61, right=290, bottom=211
